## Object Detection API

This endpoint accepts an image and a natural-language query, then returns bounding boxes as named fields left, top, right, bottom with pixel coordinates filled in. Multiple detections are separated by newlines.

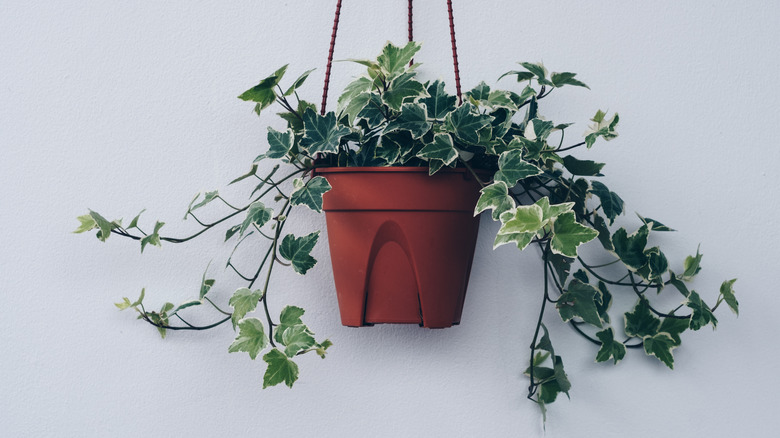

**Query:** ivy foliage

left=76, top=41, right=738, bottom=411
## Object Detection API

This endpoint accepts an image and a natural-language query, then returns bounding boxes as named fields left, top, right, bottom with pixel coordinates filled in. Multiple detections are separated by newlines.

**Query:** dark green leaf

left=423, top=80, right=456, bottom=120
left=636, top=214, right=675, bottom=232
left=383, top=72, right=427, bottom=110
left=140, top=221, right=164, bottom=252
left=283, top=68, right=315, bottom=96
left=682, top=246, right=703, bottom=280
left=300, top=108, right=351, bottom=154
left=557, top=279, right=603, bottom=327
left=611, top=225, right=649, bottom=271
left=720, top=279, right=739, bottom=316
left=595, top=328, right=626, bottom=364
left=383, top=103, right=432, bottom=139
left=279, top=232, right=320, bottom=275
left=643, top=333, right=677, bottom=369
left=89, top=210, right=115, bottom=242
left=290, top=176, right=331, bottom=213
left=263, top=348, right=299, bottom=388
left=584, top=110, right=619, bottom=148
left=668, top=271, right=691, bottom=297
left=624, top=297, right=660, bottom=338
left=658, top=317, right=689, bottom=346
left=519, top=62, right=551, bottom=85
left=417, top=133, right=458, bottom=167
left=550, top=71, right=589, bottom=89
left=593, top=214, right=614, bottom=251
left=590, top=181, right=624, bottom=225
left=446, top=103, right=493, bottom=144
left=494, top=149, right=542, bottom=186
left=686, top=291, right=717, bottom=330
left=356, top=93, right=386, bottom=128
left=266, top=127, right=294, bottom=159
left=562, top=155, right=605, bottom=176
left=238, top=64, right=287, bottom=114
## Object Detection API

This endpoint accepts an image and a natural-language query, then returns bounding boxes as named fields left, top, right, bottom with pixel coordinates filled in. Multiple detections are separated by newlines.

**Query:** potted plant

left=75, top=41, right=738, bottom=413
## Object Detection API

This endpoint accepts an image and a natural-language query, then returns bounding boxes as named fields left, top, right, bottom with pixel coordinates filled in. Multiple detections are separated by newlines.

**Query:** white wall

left=2, top=1, right=778, bottom=436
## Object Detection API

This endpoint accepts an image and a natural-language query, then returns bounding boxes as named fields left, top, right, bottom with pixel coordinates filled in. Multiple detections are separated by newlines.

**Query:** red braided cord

left=446, top=0, right=462, bottom=105
left=408, top=0, right=414, bottom=65
left=321, top=0, right=343, bottom=115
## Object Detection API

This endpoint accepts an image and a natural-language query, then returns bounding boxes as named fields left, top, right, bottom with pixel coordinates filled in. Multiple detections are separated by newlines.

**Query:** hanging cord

left=408, top=0, right=414, bottom=65
left=321, top=0, right=343, bottom=115
left=446, top=0, right=462, bottom=105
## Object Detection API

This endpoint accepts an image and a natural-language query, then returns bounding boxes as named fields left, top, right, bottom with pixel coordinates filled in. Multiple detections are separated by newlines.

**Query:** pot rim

left=313, top=166, right=470, bottom=175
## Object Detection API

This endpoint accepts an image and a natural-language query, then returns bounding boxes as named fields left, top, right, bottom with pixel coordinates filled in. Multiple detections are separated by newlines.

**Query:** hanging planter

left=316, top=167, right=482, bottom=327
left=75, top=0, right=739, bottom=417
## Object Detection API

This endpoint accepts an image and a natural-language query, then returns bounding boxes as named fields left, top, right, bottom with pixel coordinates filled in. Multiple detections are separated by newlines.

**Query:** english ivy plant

left=76, top=41, right=738, bottom=415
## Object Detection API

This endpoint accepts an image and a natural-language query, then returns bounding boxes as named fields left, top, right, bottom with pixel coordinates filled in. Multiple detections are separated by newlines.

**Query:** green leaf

left=228, top=318, right=268, bottom=360
left=315, top=339, right=333, bottom=358
left=274, top=305, right=306, bottom=345
left=668, top=271, right=691, bottom=297
left=643, top=247, right=669, bottom=281
left=89, top=210, right=115, bottom=242
left=127, top=209, right=146, bottom=230
left=498, top=70, right=535, bottom=83
left=625, top=297, right=660, bottom=338
left=239, top=201, right=273, bottom=237
left=686, top=291, right=717, bottom=330
left=557, top=279, right=603, bottom=327
left=643, top=333, right=677, bottom=369
left=228, top=287, right=263, bottom=328
left=524, top=118, right=555, bottom=142
left=238, top=64, right=287, bottom=114
left=658, top=317, right=689, bottom=346
left=720, top=279, right=739, bottom=316
left=493, top=231, right=535, bottom=251
left=636, top=214, right=675, bottom=232
left=172, top=299, right=201, bottom=314
left=229, top=165, right=259, bottom=185
left=337, top=77, right=373, bottom=119
left=382, top=72, right=427, bottom=110
left=140, top=221, right=164, bottom=252
left=300, top=108, right=351, bottom=155
left=225, top=225, right=241, bottom=242
left=279, top=232, right=320, bottom=275
left=550, top=71, right=589, bottom=89
left=584, top=110, right=619, bottom=148
left=550, top=212, right=598, bottom=257
left=466, top=81, right=491, bottom=101
left=266, top=127, right=295, bottom=159
left=474, top=182, right=515, bottom=221
left=423, top=80, right=456, bottom=120
left=445, top=103, right=493, bottom=144
left=611, top=225, right=649, bottom=271
left=74, top=214, right=97, bottom=234
left=590, top=181, right=624, bottom=225
left=263, top=348, right=299, bottom=388
left=595, top=328, right=626, bottom=364
left=417, top=133, right=458, bottom=167
left=494, top=149, right=542, bottom=186
left=682, top=246, right=703, bottom=280
left=283, top=68, right=315, bottom=96
left=497, top=203, right=544, bottom=235
left=280, top=324, right=316, bottom=357
left=562, top=155, right=605, bottom=176
left=519, top=62, right=551, bottom=85
left=115, top=297, right=132, bottom=310
left=187, top=191, right=219, bottom=217
left=278, top=100, right=316, bottom=134
left=534, top=197, right=574, bottom=223
left=199, top=267, right=215, bottom=300
left=596, top=281, right=612, bottom=323
left=356, top=93, right=386, bottom=128
left=290, top=176, right=331, bottom=213
left=384, top=103, right=432, bottom=139
left=549, top=253, right=573, bottom=285
left=593, top=214, right=614, bottom=251
left=377, top=41, right=421, bottom=79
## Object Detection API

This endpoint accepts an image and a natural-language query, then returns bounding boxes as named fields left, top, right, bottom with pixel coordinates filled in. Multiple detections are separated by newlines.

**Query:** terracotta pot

left=315, top=167, right=482, bottom=328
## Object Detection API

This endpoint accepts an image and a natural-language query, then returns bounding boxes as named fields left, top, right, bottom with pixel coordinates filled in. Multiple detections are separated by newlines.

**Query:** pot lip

left=313, top=166, right=473, bottom=175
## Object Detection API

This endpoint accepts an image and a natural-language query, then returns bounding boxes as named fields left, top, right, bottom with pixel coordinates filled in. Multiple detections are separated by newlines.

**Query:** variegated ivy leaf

left=88, top=210, right=116, bottom=242
left=556, top=279, right=603, bottom=328
left=550, top=72, right=589, bottom=89
left=228, top=317, right=268, bottom=360
left=518, top=62, right=552, bottom=86
left=497, top=69, right=535, bottom=83
left=590, top=181, right=624, bottom=225
left=283, top=68, right=315, bottom=97
left=199, top=270, right=214, bottom=300
left=596, top=282, right=612, bottom=323
left=643, top=333, right=677, bottom=369
left=356, top=93, right=386, bottom=128
left=682, top=246, right=703, bottom=280
left=474, top=181, right=515, bottom=221
left=140, top=221, right=164, bottom=253
left=720, top=279, right=739, bottom=315
left=466, top=81, right=491, bottom=101
left=186, top=191, right=219, bottom=219
left=423, top=80, right=456, bottom=120
left=229, top=165, right=258, bottom=185
left=340, top=91, right=372, bottom=126
left=524, top=118, right=555, bottom=142
left=383, top=103, right=432, bottom=139
left=445, top=103, right=494, bottom=145
left=535, top=197, right=574, bottom=223
left=300, top=108, right=351, bottom=155
left=228, top=287, right=263, bottom=328
left=280, top=324, right=316, bottom=358
left=266, top=127, right=294, bottom=159
left=382, top=72, right=428, bottom=111
left=592, top=214, right=613, bottom=251
left=274, top=306, right=306, bottom=345
left=562, top=155, right=605, bottom=176
left=73, top=214, right=97, bottom=234
left=636, top=214, right=675, bottom=232
left=278, top=100, right=316, bottom=134
left=127, top=209, right=145, bottom=230
left=624, top=297, right=660, bottom=338
left=377, top=41, right=421, bottom=79
left=290, top=176, right=331, bottom=213
left=668, top=271, right=691, bottom=297
left=584, top=110, right=619, bottom=148
left=643, top=247, right=669, bottom=281
left=417, top=133, right=458, bottom=168
left=497, top=203, right=544, bottom=235
left=686, top=291, right=717, bottom=330
left=376, top=134, right=403, bottom=164
left=493, top=231, right=535, bottom=250
left=595, top=327, right=626, bottom=364
left=338, top=76, right=373, bottom=117
left=550, top=212, right=598, bottom=257
left=659, top=317, right=689, bottom=346
left=279, top=231, right=320, bottom=275
left=494, top=149, right=542, bottom=186
left=611, top=225, right=649, bottom=271
left=238, top=64, right=287, bottom=115
left=263, top=348, right=299, bottom=388
left=239, top=201, right=273, bottom=237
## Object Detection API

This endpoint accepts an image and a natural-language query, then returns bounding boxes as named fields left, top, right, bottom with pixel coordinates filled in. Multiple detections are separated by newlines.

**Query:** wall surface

left=2, top=1, right=779, bottom=436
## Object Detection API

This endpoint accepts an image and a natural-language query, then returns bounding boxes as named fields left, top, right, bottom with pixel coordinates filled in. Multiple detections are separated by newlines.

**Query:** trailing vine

left=76, top=41, right=738, bottom=413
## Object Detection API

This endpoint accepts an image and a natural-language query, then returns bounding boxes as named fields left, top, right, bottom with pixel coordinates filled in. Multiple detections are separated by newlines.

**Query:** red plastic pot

left=315, top=167, right=482, bottom=328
